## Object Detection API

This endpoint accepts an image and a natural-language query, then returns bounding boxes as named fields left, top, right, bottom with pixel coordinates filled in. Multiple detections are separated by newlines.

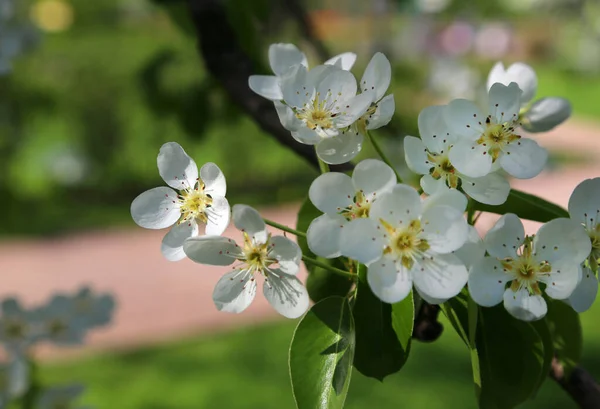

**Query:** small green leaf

left=352, top=280, right=412, bottom=380
left=391, top=291, right=414, bottom=353
left=473, top=189, right=569, bottom=223
left=477, top=305, right=546, bottom=409
left=530, top=319, right=554, bottom=396
left=440, top=289, right=469, bottom=346
left=289, top=296, right=355, bottom=409
left=545, top=299, right=582, bottom=375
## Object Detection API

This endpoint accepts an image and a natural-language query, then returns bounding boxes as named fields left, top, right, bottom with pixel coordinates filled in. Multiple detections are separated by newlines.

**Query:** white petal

left=366, top=94, right=395, bottom=130
left=370, top=184, right=422, bottom=226
left=540, top=262, right=580, bottom=300
left=352, top=159, right=397, bottom=198
left=332, top=92, right=375, bottom=128
left=534, top=218, right=592, bottom=264
left=157, top=142, right=198, bottom=189
left=281, top=64, right=312, bottom=108
left=316, top=70, right=357, bottom=104
left=448, top=140, right=493, bottom=178
left=568, top=267, right=598, bottom=313
left=404, top=136, right=431, bottom=175
left=522, top=97, right=571, bottom=133
left=315, top=131, right=363, bottom=165
left=359, top=52, right=391, bottom=101
left=307, top=214, right=346, bottom=258
left=443, top=99, right=485, bottom=140
left=161, top=222, right=198, bottom=262
left=454, top=226, right=486, bottom=270
left=205, top=196, right=231, bottom=235
left=291, top=126, right=321, bottom=145
left=499, top=137, right=547, bottom=179
left=421, top=205, right=469, bottom=253
left=183, top=236, right=240, bottom=266
left=420, top=174, right=447, bottom=195
left=367, top=257, right=412, bottom=303
left=503, top=288, right=547, bottom=321
left=418, top=105, right=455, bottom=153
left=486, top=62, right=506, bottom=92
left=423, top=188, right=467, bottom=214
left=200, top=162, right=226, bottom=197
left=461, top=172, right=510, bottom=205
left=269, top=235, right=301, bottom=275
left=263, top=272, right=309, bottom=318
left=468, top=257, right=510, bottom=307
left=213, top=270, right=257, bottom=313
left=412, top=252, right=468, bottom=303
left=487, top=62, right=537, bottom=104
left=248, top=75, right=283, bottom=100
left=232, top=204, right=268, bottom=244
left=274, top=101, right=302, bottom=131
left=308, top=172, right=354, bottom=214
left=325, top=52, right=357, bottom=70
left=339, top=218, right=385, bottom=264
left=307, top=64, right=339, bottom=88
left=269, top=43, right=307, bottom=76
left=484, top=214, right=524, bottom=259
left=130, top=187, right=181, bottom=229
left=488, top=82, right=521, bottom=124
left=568, top=177, right=600, bottom=226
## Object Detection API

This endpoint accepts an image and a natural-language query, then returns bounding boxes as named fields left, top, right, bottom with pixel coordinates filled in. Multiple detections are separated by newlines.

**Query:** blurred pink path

left=0, top=119, right=599, bottom=360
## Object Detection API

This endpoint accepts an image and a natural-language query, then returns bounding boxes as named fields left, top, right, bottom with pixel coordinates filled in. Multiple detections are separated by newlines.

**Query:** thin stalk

left=263, top=218, right=307, bottom=238
left=366, top=130, right=403, bottom=182
left=302, top=255, right=355, bottom=278
left=318, top=157, right=330, bottom=174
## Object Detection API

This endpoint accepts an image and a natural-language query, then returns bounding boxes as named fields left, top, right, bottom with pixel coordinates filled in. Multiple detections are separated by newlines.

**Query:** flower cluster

left=131, top=44, right=597, bottom=325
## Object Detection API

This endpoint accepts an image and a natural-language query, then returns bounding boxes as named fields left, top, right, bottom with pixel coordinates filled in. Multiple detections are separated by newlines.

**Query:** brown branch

left=551, top=358, right=600, bottom=409
left=186, top=0, right=350, bottom=172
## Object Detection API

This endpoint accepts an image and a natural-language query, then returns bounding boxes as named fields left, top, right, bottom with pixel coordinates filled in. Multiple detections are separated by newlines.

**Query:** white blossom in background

left=469, top=214, right=591, bottom=321
left=340, top=185, right=470, bottom=304
left=248, top=43, right=356, bottom=101
left=37, top=384, right=89, bottom=409
left=487, top=62, right=571, bottom=133
left=0, top=299, right=36, bottom=353
left=0, top=358, right=28, bottom=407
left=32, top=295, right=86, bottom=346
left=307, top=159, right=396, bottom=258
left=445, top=82, right=548, bottom=179
left=183, top=205, right=309, bottom=319
left=565, top=177, right=600, bottom=312
left=130, top=142, right=230, bottom=261
left=69, top=287, right=115, bottom=329
left=404, top=105, right=510, bottom=205
left=276, top=64, right=374, bottom=164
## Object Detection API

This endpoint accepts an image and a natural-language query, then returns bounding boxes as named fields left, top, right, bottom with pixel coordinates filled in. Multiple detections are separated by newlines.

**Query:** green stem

left=302, top=255, right=355, bottom=278
left=366, top=130, right=403, bottom=182
left=263, top=218, right=306, bottom=238
left=318, top=157, right=330, bottom=174
left=466, top=198, right=476, bottom=226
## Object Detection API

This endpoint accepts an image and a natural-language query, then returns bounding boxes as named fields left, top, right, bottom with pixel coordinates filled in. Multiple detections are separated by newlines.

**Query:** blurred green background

left=3, top=0, right=600, bottom=407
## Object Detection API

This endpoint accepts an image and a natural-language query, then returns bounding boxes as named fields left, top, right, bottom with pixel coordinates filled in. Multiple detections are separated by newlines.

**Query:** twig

left=550, top=357, right=600, bottom=409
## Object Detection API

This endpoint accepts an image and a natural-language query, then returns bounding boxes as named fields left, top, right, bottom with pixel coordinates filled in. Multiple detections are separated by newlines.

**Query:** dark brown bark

left=551, top=358, right=600, bottom=409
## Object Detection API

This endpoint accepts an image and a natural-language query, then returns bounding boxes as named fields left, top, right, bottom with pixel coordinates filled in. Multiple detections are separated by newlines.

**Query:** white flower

left=469, top=214, right=591, bottom=321
left=248, top=43, right=356, bottom=101
left=568, top=177, right=600, bottom=271
left=340, top=184, right=469, bottom=304
left=69, top=287, right=115, bottom=329
left=445, top=82, right=548, bottom=179
left=33, top=295, right=86, bottom=346
left=37, top=385, right=87, bottom=409
left=487, top=62, right=571, bottom=132
left=277, top=64, right=374, bottom=164
left=352, top=52, right=395, bottom=134
left=0, top=358, right=28, bottom=407
left=405, top=105, right=510, bottom=205
left=567, top=266, right=598, bottom=313
left=454, top=226, right=486, bottom=270
left=183, top=205, right=309, bottom=319
left=0, top=299, right=36, bottom=353
left=307, top=159, right=396, bottom=258
left=130, top=142, right=230, bottom=261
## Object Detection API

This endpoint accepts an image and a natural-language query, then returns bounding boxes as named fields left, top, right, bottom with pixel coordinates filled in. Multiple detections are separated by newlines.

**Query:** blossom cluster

left=0, top=287, right=115, bottom=408
left=131, top=42, right=598, bottom=324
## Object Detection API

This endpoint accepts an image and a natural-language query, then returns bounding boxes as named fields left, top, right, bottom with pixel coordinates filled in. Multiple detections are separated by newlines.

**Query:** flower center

left=178, top=181, right=213, bottom=225
left=2, top=319, right=27, bottom=340
left=241, top=232, right=275, bottom=275
left=427, top=151, right=459, bottom=188
left=295, top=91, right=341, bottom=137
left=477, top=117, right=521, bottom=161
left=338, top=190, right=371, bottom=220
left=47, top=319, right=68, bottom=337
left=380, top=218, right=430, bottom=269
left=500, top=237, right=552, bottom=295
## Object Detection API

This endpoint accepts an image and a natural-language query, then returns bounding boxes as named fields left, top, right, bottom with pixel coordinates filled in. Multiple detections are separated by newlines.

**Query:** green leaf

left=440, top=289, right=469, bottom=346
left=150, top=0, right=196, bottom=35
left=545, top=299, right=583, bottom=375
left=473, top=189, right=569, bottom=223
left=297, top=198, right=352, bottom=301
left=351, top=280, right=412, bottom=380
left=290, top=296, right=355, bottom=409
left=530, top=319, right=554, bottom=396
left=391, top=291, right=414, bottom=353
left=477, top=305, right=547, bottom=409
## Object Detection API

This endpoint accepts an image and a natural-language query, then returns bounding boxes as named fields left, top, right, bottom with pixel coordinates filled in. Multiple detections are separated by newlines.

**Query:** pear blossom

left=340, top=184, right=470, bottom=304
left=0, top=299, right=36, bottom=353
left=248, top=43, right=356, bottom=101
left=0, top=358, right=28, bottom=407
left=487, top=62, right=571, bottom=132
left=405, top=105, right=510, bottom=205
left=307, top=159, right=396, bottom=258
left=454, top=226, right=486, bottom=270
left=130, top=142, right=230, bottom=261
left=68, top=287, right=115, bottom=329
left=469, top=214, right=591, bottom=321
left=33, top=295, right=86, bottom=346
left=183, top=205, right=309, bottom=318
left=445, top=82, right=548, bottom=179
left=37, top=385, right=88, bottom=409
left=567, top=266, right=598, bottom=313
left=276, top=64, right=374, bottom=164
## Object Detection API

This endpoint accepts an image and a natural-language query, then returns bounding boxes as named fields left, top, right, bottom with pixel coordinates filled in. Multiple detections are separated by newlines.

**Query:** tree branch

left=186, top=0, right=350, bottom=172
left=551, top=358, right=600, bottom=409
left=412, top=303, right=443, bottom=343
